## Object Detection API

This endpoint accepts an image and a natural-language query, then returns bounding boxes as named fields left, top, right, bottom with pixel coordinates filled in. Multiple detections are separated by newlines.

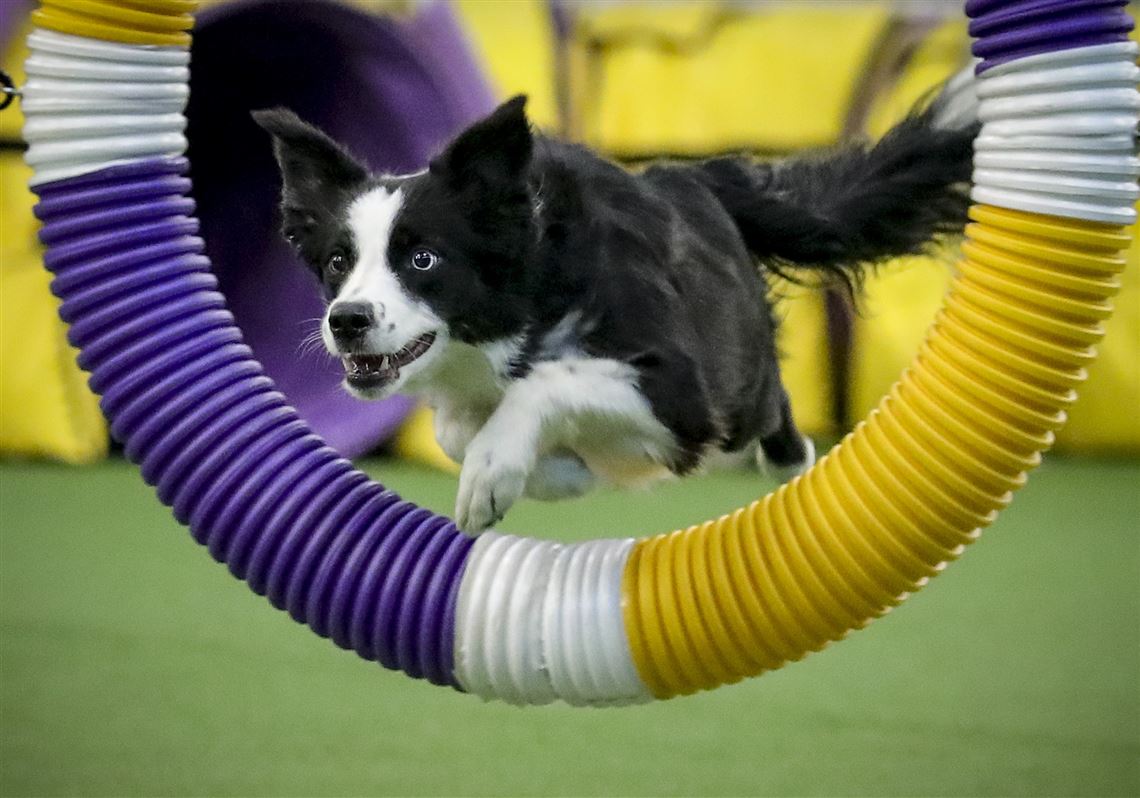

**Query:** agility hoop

left=20, top=0, right=1138, bottom=704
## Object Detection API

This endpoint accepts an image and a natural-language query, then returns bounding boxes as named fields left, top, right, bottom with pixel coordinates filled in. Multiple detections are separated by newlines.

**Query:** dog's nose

left=329, top=302, right=374, bottom=340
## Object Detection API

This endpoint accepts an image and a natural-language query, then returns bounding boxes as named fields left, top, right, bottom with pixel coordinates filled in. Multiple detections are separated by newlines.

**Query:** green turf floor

left=1, top=456, right=1137, bottom=797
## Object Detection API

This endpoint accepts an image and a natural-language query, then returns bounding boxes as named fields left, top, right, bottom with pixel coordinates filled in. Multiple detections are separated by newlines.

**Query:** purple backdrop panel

left=187, top=0, right=496, bottom=458
left=0, top=0, right=32, bottom=50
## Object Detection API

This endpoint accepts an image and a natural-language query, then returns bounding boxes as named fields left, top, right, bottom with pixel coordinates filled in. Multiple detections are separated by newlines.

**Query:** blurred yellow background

left=2, top=0, right=1137, bottom=467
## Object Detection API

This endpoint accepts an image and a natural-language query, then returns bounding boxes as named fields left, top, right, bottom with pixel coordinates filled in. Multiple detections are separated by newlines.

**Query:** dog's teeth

left=340, top=334, right=432, bottom=385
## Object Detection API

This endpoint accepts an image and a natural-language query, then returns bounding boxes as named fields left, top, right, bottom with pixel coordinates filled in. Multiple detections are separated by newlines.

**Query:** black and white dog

left=254, top=91, right=976, bottom=532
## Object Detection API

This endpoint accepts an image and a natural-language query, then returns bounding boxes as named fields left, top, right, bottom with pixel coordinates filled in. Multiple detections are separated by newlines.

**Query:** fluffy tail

left=694, top=85, right=979, bottom=294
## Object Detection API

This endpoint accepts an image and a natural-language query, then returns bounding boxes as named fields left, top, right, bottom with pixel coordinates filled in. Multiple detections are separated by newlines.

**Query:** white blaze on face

left=323, top=185, right=443, bottom=354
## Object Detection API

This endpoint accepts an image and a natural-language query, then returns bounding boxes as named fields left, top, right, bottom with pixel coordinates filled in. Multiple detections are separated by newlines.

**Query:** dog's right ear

left=252, top=108, right=368, bottom=238
left=429, top=95, right=533, bottom=195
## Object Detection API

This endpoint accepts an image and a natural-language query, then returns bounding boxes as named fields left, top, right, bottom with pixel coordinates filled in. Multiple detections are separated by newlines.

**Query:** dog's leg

left=755, top=391, right=815, bottom=483
left=525, top=451, right=595, bottom=501
left=454, top=358, right=674, bottom=532
left=432, top=402, right=490, bottom=464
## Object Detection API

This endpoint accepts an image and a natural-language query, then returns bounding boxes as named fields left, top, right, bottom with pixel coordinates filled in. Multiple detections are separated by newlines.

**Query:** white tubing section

left=971, top=40, right=1140, bottom=226
left=23, top=29, right=190, bottom=186
left=454, top=533, right=653, bottom=706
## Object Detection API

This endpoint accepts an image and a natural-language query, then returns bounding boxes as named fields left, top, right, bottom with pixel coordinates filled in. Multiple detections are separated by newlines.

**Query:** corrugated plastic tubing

left=34, top=155, right=475, bottom=687
left=968, top=0, right=1134, bottom=72
left=26, top=1, right=478, bottom=692
left=24, top=0, right=1138, bottom=703
left=621, top=205, right=1129, bottom=697
left=619, top=0, right=1137, bottom=696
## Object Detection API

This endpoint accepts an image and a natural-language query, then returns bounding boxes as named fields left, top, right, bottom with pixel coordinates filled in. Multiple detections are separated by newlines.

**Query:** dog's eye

left=327, top=252, right=349, bottom=275
left=411, top=249, right=438, bottom=271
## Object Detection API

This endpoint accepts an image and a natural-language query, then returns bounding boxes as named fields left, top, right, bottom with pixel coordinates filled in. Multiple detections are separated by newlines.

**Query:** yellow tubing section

left=33, top=0, right=194, bottom=46
left=623, top=206, right=1128, bottom=698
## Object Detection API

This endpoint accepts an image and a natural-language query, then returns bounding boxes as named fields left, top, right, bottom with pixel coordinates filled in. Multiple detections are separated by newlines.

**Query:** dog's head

left=254, top=96, right=535, bottom=399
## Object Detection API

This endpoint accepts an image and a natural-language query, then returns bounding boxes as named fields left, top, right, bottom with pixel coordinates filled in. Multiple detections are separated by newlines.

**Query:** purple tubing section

left=33, top=156, right=475, bottom=689
left=968, top=0, right=1127, bottom=38
left=968, top=0, right=1134, bottom=73
left=965, top=0, right=1120, bottom=16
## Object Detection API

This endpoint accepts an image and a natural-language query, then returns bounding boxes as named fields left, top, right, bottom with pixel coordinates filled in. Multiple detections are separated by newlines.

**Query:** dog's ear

left=252, top=108, right=368, bottom=238
left=430, top=95, right=532, bottom=193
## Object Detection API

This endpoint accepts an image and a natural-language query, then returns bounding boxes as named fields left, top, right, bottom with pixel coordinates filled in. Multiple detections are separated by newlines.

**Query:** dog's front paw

left=455, top=439, right=532, bottom=533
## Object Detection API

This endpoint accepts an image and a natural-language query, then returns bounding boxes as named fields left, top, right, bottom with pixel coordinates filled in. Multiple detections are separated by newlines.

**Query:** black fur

left=391, top=97, right=538, bottom=342
left=691, top=101, right=978, bottom=296
left=251, top=108, right=369, bottom=296
left=256, top=91, right=975, bottom=475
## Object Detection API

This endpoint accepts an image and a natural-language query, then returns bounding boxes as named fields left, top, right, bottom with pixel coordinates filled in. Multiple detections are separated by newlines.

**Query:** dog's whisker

left=296, top=327, right=330, bottom=359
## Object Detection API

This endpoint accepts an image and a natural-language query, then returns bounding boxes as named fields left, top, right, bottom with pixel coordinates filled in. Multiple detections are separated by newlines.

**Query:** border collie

left=254, top=91, right=976, bottom=532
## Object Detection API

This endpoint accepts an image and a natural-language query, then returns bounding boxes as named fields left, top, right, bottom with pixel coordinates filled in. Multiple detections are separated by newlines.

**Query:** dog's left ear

left=253, top=107, right=368, bottom=216
left=430, top=95, right=533, bottom=193
left=253, top=108, right=370, bottom=255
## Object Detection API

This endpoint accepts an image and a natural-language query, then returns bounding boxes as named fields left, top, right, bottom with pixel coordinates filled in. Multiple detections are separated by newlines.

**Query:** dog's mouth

left=341, top=332, right=437, bottom=391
